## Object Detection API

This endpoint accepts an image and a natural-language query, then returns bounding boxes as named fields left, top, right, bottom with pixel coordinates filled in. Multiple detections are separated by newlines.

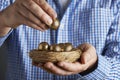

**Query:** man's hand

left=33, top=43, right=98, bottom=76
left=0, top=0, right=57, bottom=31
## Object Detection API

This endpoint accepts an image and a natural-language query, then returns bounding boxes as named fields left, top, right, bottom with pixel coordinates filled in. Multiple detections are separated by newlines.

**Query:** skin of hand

left=0, top=0, right=57, bottom=35
left=33, top=43, right=98, bottom=76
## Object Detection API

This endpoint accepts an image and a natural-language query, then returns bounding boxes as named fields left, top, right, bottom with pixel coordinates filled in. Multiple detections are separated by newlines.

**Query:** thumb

left=80, top=52, right=91, bottom=64
left=77, top=43, right=96, bottom=64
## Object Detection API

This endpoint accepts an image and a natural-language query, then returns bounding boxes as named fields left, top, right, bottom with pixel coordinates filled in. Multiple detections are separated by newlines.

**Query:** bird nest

left=29, top=42, right=82, bottom=63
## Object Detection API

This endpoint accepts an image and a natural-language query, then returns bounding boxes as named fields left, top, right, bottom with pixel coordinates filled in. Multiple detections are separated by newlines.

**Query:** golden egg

left=54, top=45, right=62, bottom=52
left=50, top=18, right=60, bottom=30
left=50, top=44, right=62, bottom=52
left=49, top=44, right=55, bottom=51
left=58, top=43, right=65, bottom=51
left=38, top=42, right=49, bottom=51
left=64, top=43, right=73, bottom=52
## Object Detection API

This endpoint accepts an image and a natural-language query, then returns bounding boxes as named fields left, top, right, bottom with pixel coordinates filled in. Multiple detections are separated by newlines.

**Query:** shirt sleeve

left=0, top=0, right=11, bottom=11
left=0, top=29, right=13, bottom=46
left=79, top=1, right=120, bottom=80
left=0, top=0, right=12, bottom=47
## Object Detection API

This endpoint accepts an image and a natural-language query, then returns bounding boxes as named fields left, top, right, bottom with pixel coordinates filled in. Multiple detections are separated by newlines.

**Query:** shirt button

left=113, top=46, right=119, bottom=53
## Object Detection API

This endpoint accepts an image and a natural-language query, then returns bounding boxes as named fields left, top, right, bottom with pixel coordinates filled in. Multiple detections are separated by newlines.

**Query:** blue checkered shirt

left=0, top=0, right=120, bottom=80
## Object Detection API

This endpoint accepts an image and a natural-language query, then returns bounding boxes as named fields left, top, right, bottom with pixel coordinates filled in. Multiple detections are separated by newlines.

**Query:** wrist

left=0, top=25, right=11, bottom=37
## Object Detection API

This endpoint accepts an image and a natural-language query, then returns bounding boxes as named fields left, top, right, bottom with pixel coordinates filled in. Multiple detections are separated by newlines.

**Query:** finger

left=78, top=43, right=96, bottom=64
left=85, top=56, right=98, bottom=69
left=22, top=0, right=53, bottom=25
left=77, top=43, right=95, bottom=52
left=37, top=63, right=55, bottom=74
left=32, top=61, right=45, bottom=68
left=81, top=48, right=97, bottom=64
left=18, top=5, right=48, bottom=30
left=58, top=62, right=85, bottom=72
left=23, top=18, right=45, bottom=31
left=80, top=52, right=91, bottom=64
left=34, top=0, right=57, bottom=19
left=44, top=62, right=74, bottom=76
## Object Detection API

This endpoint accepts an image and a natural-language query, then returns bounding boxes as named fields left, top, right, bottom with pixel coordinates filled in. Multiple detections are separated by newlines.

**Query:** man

left=0, top=0, right=120, bottom=80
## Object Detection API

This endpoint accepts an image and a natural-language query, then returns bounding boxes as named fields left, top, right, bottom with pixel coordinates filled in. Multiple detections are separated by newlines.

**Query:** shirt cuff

left=0, top=29, right=13, bottom=46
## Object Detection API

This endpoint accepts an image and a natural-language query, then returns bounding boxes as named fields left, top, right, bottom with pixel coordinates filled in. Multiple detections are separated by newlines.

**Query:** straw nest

left=29, top=42, right=82, bottom=63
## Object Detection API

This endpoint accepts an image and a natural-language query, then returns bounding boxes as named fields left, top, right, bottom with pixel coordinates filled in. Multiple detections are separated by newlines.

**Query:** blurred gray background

left=0, top=42, right=8, bottom=80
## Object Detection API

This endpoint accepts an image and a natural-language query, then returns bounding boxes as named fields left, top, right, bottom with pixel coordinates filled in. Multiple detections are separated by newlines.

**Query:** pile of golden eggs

left=29, top=42, right=82, bottom=63
left=38, top=42, right=73, bottom=52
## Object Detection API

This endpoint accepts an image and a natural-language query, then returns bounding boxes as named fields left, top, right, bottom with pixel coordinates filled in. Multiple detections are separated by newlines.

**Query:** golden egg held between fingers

left=49, top=18, right=60, bottom=30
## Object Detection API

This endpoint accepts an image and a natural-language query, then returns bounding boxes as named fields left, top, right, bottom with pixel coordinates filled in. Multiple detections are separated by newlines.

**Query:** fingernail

left=47, top=65, right=51, bottom=68
left=52, top=13, right=57, bottom=19
left=58, top=62, right=64, bottom=67
left=50, top=11, right=57, bottom=19
left=59, top=63, right=63, bottom=67
left=44, top=63, right=51, bottom=68
left=46, top=17, right=52, bottom=25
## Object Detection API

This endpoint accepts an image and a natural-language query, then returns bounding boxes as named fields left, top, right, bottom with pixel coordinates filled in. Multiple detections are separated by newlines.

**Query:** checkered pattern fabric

left=0, top=0, right=120, bottom=80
